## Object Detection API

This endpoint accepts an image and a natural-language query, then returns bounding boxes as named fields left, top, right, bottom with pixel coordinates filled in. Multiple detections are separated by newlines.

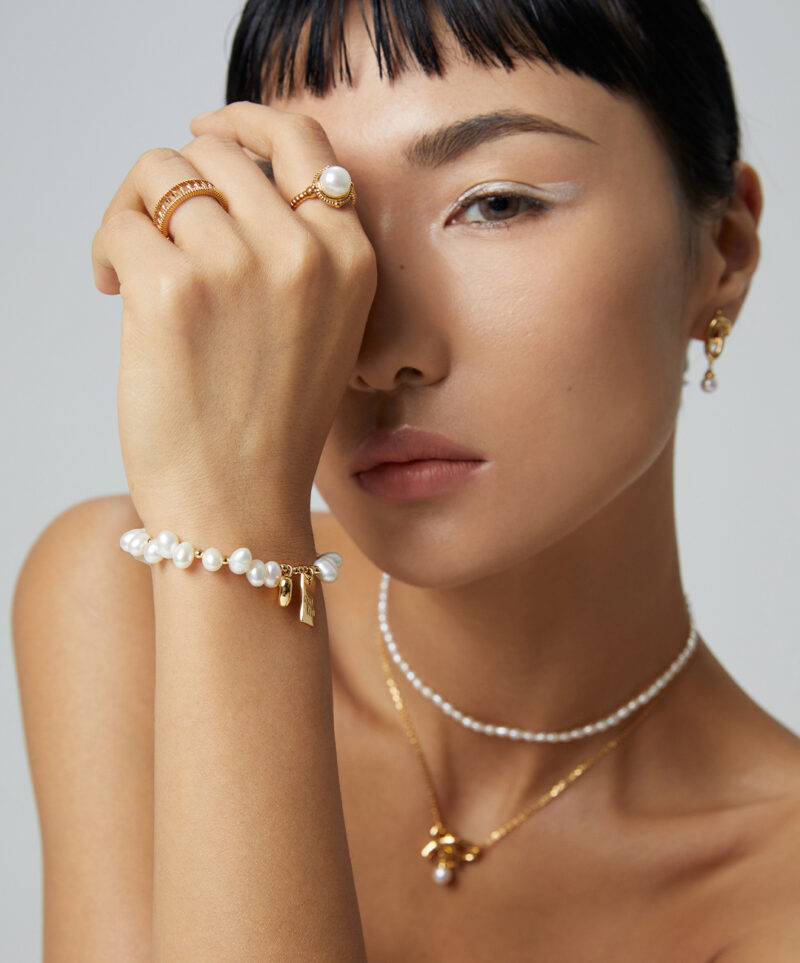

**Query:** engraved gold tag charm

left=278, top=575, right=293, bottom=607
left=299, top=571, right=316, bottom=626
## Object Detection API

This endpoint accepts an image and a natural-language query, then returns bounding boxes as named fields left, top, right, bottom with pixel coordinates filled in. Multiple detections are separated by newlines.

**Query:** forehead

left=269, top=1, right=660, bottom=167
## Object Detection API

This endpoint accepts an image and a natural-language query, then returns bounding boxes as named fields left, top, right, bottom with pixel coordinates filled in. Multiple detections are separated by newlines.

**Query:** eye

left=450, top=190, right=550, bottom=229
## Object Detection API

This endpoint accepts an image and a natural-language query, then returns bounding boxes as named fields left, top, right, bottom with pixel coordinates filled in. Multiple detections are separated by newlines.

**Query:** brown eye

left=454, top=191, right=548, bottom=227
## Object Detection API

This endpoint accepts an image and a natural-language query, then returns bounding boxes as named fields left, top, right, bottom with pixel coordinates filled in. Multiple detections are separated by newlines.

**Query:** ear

left=688, top=160, right=763, bottom=342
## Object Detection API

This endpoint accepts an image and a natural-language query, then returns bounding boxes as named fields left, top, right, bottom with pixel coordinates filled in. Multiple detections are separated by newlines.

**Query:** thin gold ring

left=152, top=179, right=229, bottom=238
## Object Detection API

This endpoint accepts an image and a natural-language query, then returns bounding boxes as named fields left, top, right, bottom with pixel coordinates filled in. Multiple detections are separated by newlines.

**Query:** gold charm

left=299, top=571, right=316, bottom=626
left=278, top=575, right=293, bottom=607
left=421, top=822, right=482, bottom=885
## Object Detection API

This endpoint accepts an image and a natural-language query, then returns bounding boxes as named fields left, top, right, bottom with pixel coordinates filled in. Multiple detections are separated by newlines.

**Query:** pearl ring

left=289, top=164, right=356, bottom=210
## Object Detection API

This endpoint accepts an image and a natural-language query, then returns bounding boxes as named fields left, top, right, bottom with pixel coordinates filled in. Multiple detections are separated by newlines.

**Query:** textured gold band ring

left=289, top=165, right=356, bottom=210
left=152, top=180, right=229, bottom=238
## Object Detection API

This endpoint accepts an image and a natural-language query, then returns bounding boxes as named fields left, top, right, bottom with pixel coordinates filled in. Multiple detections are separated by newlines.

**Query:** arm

left=12, top=496, right=367, bottom=961
left=147, top=513, right=366, bottom=961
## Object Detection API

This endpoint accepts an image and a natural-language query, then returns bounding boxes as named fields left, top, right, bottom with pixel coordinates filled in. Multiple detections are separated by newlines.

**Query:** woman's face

left=275, top=12, right=705, bottom=586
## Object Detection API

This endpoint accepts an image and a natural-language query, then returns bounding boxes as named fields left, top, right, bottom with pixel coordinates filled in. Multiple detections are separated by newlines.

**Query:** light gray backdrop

left=2, top=0, right=798, bottom=958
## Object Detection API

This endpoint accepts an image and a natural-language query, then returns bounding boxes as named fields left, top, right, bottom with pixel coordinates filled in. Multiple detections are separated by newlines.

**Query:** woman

left=11, top=0, right=800, bottom=959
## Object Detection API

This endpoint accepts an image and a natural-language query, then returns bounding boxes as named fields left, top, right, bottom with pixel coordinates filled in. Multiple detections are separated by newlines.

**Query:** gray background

left=2, top=0, right=797, bottom=958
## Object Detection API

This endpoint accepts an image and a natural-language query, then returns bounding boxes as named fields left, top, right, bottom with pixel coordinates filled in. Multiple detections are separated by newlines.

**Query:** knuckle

left=135, top=146, right=181, bottom=174
left=189, top=131, right=233, bottom=151
left=288, top=111, right=328, bottom=138
left=100, top=208, right=141, bottom=235
left=279, top=231, right=326, bottom=287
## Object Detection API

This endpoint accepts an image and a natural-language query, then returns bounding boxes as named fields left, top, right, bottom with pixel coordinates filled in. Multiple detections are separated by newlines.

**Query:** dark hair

left=226, top=0, right=740, bottom=234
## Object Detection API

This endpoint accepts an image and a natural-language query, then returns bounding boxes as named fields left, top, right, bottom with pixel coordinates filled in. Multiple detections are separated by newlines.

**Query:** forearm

left=148, top=518, right=366, bottom=962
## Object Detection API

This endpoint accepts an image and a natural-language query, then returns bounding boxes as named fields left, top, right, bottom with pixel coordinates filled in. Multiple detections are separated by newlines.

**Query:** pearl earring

left=701, top=309, right=733, bottom=392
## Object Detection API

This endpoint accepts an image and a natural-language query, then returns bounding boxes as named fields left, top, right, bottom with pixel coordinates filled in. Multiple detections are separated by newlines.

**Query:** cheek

left=444, top=194, right=687, bottom=528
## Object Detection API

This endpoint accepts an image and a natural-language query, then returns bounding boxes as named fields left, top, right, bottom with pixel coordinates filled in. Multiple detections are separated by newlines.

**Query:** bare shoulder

left=12, top=493, right=154, bottom=962
left=711, top=804, right=800, bottom=959
left=708, top=736, right=800, bottom=960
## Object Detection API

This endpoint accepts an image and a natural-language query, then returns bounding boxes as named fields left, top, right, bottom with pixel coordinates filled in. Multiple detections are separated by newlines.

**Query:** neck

left=337, top=434, right=699, bottom=832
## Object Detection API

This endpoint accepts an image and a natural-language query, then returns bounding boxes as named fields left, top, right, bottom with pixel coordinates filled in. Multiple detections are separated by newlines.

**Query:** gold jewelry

left=152, top=179, right=229, bottom=238
left=289, top=164, right=356, bottom=210
left=120, top=526, right=342, bottom=627
left=376, top=629, right=672, bottom=886
left=701, top=308, right=733, bottom=392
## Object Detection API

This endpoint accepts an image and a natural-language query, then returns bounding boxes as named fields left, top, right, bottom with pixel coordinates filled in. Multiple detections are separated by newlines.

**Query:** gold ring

left=152, top=180, right=229, bottom=238
left=289, top=165, right=356, bottom=210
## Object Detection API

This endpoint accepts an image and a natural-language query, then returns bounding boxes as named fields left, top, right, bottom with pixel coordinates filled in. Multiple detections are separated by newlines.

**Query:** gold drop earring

left=700, top=309, right=733, bottom=392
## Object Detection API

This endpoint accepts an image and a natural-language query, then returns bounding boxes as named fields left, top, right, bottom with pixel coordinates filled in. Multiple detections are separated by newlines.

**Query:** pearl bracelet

left=119, top=527, right=341, bottom=627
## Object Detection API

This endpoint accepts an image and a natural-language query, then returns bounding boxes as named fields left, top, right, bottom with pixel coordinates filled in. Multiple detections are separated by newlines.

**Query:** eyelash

left=451, top=190, right=551, bottom=229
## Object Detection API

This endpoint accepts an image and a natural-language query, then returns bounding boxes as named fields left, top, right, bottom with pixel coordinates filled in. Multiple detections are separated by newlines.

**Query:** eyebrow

left=403, top=110, right=598, bottom=168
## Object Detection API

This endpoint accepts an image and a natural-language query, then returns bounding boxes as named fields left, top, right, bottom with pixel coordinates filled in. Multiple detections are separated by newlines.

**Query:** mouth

left=354, top=458, right=487, bottom=501
left=350, top=425, right=487, bottom=502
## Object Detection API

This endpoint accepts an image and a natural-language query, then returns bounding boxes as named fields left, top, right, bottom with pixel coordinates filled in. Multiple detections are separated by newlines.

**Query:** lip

left=350, top=425, right=486, bottom=474
left=354, top=458, right=487, bottom=501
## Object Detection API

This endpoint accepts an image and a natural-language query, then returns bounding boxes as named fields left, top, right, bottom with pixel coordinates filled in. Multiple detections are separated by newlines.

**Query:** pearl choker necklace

left=377, top=571, right=698, bottom=742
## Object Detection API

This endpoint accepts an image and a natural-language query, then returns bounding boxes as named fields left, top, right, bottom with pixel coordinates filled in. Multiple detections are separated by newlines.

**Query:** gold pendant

left=421, top=822, right=482, bottom=885
left=299, top=571, right=316, bottom=626
left=278, top=575, right=293, bottom=607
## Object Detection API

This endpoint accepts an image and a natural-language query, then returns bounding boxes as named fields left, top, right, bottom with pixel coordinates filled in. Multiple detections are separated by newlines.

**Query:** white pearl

left=318, top=165, right=351, bottom=198
left=156, top=530, right=179, bottom=559
left=172, top=541, right=195, bottom=569
left=421, top=686, right=433, bottom=699
left=314, top=557, right=339, bottom=582
left=264, top=560, right=282, bottom=587
left=127, top=531, right=149, bottom=557
left=143, top=540, right=163, bottom=564
left=494, top=726, right=508, bottom=737
left=202, top=547, right=223, bottom=571
left=120, top=528, right=145, bottom=551
left=246, top=560, right=267, bottom=587
left=432, top=864, right=453, bottom=885
left=318, top=551, right=343, bottom=567
left=228, top=547, right=252, bottom=575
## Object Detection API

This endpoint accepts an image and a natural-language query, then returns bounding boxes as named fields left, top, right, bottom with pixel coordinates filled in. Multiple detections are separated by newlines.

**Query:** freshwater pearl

left=172, top=541, right=195, bottom=569
left=264, top=560, right=282, bottom=587
left=318, top=165, right=351, bottom=198
left=202, top=547, right=223, bottom=571
left=246, top=560, right=267, bottom=587
left=127, top=531, right=149, bottom=557
left=432, top=864, right=453, bottom=885
left=156, top=530, right=179, bottom=559
left=314, top=557, right=339, bottom=582
left=228, top=547, right=252, bottom=575
left=120, top=527, right=145, bottom=551
left=701, top=375, right=717, bottom=392
left=143, top=540, right=163, bottom=564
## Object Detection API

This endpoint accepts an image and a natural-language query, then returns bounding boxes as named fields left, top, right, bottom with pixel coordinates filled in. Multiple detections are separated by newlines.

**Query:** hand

left=92, top=102, right=377, bottom=534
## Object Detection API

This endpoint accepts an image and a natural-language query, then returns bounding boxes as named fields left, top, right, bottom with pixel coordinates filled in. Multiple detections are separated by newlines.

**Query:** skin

left=12, top=3, right=800, bottom=960
left=210, top=4, right=800, bottom=957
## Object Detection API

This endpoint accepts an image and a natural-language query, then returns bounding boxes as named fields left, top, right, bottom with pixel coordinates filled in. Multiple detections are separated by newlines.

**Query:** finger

left=177, top=133, right=304, bottom=240
left=100, top=147, right=233, bottom=250
left=190, top=103, right=360, bottom=232
left=92, top=208, right=185, bottom=296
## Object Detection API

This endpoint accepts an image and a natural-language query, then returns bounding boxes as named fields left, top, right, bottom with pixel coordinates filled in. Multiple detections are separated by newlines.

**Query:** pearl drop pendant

left=432, top=864, right=454, bottom=885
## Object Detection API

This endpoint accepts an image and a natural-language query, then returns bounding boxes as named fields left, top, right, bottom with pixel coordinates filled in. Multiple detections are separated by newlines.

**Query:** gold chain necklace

left=375, top=628, right=673, bottom=886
